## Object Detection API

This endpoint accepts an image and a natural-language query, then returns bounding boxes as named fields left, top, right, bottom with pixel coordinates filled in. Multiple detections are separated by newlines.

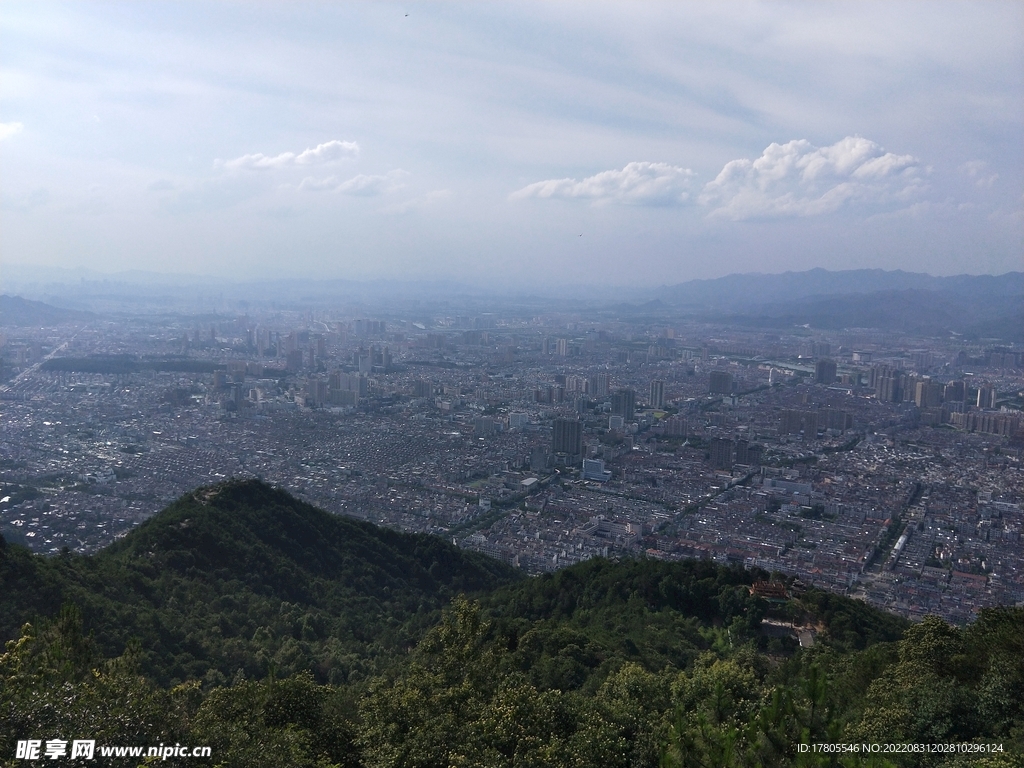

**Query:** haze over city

left=2, top=1, right=1022, bottom=288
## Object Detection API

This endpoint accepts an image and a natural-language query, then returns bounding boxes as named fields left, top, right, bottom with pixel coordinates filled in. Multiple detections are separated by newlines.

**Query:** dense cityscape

left=2, top=287, right=1022, bottom=627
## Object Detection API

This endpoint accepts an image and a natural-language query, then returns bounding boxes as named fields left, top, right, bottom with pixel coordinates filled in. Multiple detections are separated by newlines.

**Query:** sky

left=1, top=2, right=1022, bottom=288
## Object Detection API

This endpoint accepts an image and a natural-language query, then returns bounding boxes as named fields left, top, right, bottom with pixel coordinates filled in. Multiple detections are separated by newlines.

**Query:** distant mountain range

left=3, top=268, right=1022, bottom=339
left=654, top=268, right=1024, bottom=307
left=653, top=268, right=1024, bottom=340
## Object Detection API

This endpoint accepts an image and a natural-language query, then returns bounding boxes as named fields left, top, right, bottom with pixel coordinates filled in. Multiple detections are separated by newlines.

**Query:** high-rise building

left=709, top=438, right=734, bottom=469
left=556, top=338, right=568, bottom=357
left=902, top=375, right=921, bottom=403
left=582, top=458, right=612, bottom=482
left=943, top=380, right=966, bottom=403
left=914, top=379, right=943, bottom=409
left=782, top=409, right=818, bottom=436
left=977, top=383, right=996, bottom=409
left=709, top=370, right=733, bottom=395
left=565, top=375, right=587, bottom=393
left=358, top=350, right=372, bottom=373
left=227, top=361, right=246, bottom=383
left=810, top=341, right=831, bottom=357
left=815, top=359, right=837, bottom=385
left=869, top=364, right=888, bottom=390
left=611, top=389, right=636, bottom=421
left=552, top=418, right=583, bottom=460
left=734, top=440, right=762, bottom=466
left=663, top=416, right=686, bottom=437
left=875, top=369, right=904, bottom=402
left=530, top=446, right=550, bottom=471
left=309, top=379, right=329, bottom=407
left=329, top=389, right=358, bottom=406
left=823, top=409, right=853, bottom=432
left=508, top=412, right=529, bottom=429
left=589, top=373, right=610, bottom=397
left=650, top=380, right=665, bottom=410
left=355, top=319, right=385, bottom=337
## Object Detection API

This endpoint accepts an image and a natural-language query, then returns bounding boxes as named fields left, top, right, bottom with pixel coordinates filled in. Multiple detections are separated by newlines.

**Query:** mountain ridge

left=649, top=268, right=1024, bottom=340
left=0, top=294, right=95, bottom=326
left=2, top=480, right=1022, bottom=767
left=0, top=479, right=520, bottom=686
left=654, top=267, right=1024, bottom=308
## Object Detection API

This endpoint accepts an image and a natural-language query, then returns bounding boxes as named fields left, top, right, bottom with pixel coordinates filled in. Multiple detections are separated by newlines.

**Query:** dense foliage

left=2, top=480, right=1022, bottom=767
left=0, top=480, right=519, bottom=686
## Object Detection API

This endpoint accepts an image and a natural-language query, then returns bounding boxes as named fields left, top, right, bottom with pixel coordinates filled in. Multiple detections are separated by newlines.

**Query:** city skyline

left=1, top=2, right=1022, bottom=286
left=3, top=292, right=1023, bottom=625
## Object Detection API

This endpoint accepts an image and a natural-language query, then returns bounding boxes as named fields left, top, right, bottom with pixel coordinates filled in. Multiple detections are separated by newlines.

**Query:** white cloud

left=960, top=160, right=998, bottom=189
left=298, top=169, right=408, bottom=196
left=336, top=173, right=395, bottom=196
left=699, top=137, right=925, bottom=220
left=0, top=122, right=24, bottom=141
left=511, top=162, right=696, bottom=205
left=295, top=141, right=360, bottom=165
left=297, top=175, right=340, bottom=192
left=219, top=139, right=359, bottom=171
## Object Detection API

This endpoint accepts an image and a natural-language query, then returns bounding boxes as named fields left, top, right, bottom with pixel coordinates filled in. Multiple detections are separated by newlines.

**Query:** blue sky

left=1, top=2, right=1021, bottom=287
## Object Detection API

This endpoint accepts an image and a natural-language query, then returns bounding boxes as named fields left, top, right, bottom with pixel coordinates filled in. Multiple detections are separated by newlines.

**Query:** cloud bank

left=699, top=137, right=924, bottom=220
left=510, top=162, right=696, bottom=205
left=298, top=169, right=408, bottom=196
left=513, top=138, right=926, bottom=221
left=219, top=140, right=359, bottom=171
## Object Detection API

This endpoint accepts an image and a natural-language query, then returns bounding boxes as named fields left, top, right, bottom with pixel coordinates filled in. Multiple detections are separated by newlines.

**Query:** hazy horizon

left=2, top=2, right=1022, bottom=286
left=5, top=263, right=1023, bottom=316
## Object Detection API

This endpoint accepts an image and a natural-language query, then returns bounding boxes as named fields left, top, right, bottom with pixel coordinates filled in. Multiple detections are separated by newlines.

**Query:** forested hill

left=0, top=479, right=520, bottom=686
left=0, top=294, right=94, bottom=326
left=2, top=480, right=1022, bottom=767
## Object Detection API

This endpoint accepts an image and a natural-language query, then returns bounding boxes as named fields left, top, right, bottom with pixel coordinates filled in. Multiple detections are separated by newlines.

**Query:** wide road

left=0, top=330, right=81, bottom=393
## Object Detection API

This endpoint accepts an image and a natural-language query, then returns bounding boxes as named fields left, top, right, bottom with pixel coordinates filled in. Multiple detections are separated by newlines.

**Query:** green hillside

left=0, top=479, right=520, bottom=687
left=2, top=480, right=1022, bottom=767
left=473, top=557, right=909, bottom=696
